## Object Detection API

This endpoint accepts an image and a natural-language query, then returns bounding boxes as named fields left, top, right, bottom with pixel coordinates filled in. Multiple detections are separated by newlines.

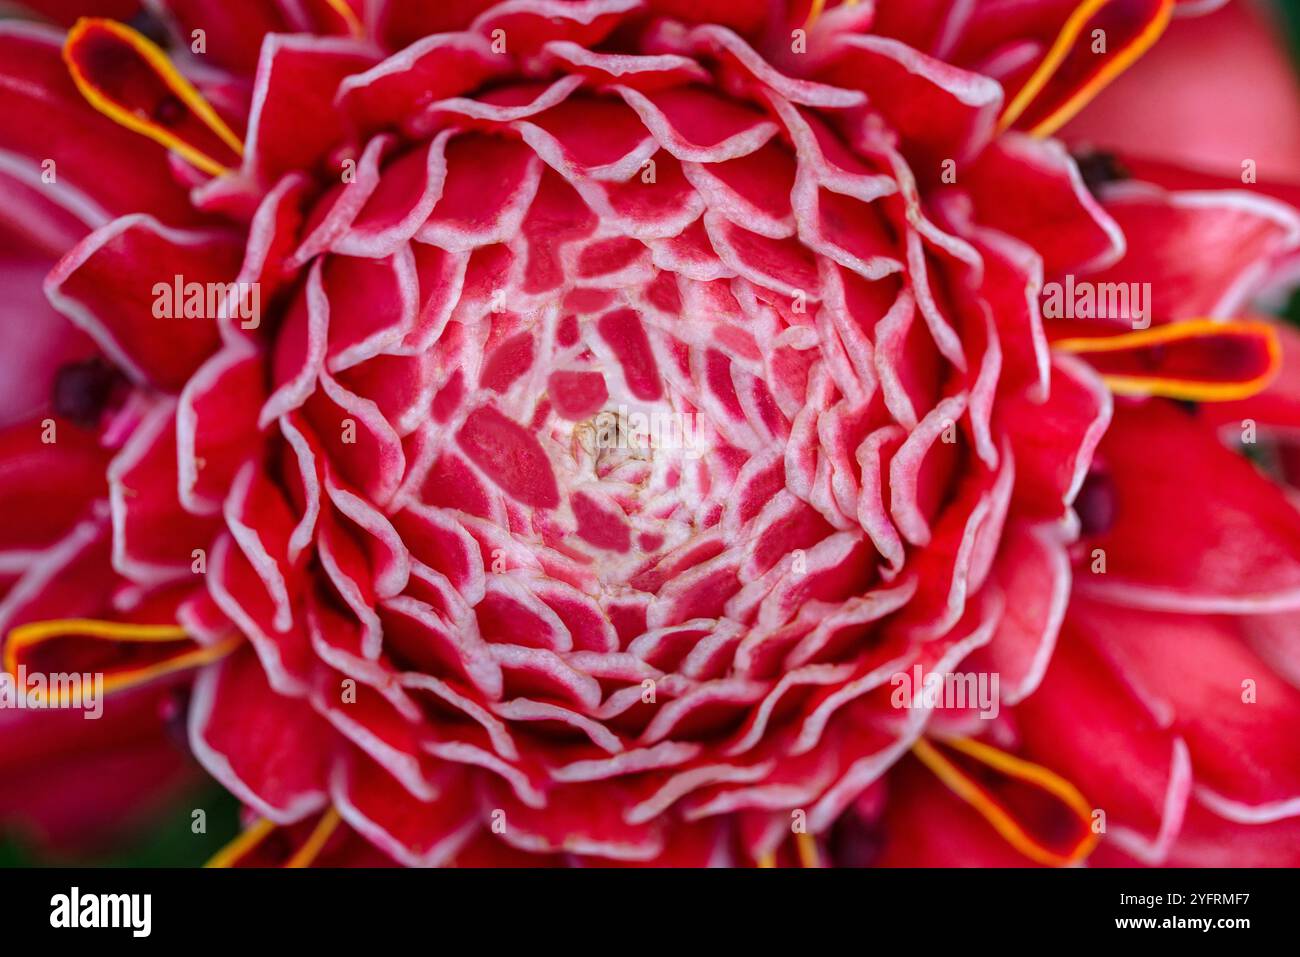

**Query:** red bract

left=2, top=0, right=1300, bottom=867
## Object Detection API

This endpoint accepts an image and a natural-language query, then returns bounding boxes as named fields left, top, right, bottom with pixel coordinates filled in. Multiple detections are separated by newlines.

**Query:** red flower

left=2, top=0, right=1299, bottom=867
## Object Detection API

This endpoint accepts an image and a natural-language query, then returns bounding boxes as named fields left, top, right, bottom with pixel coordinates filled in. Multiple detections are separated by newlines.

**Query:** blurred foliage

left=1278, top=0, right=1300, bottom=66
left=1282, top=285, right=1300, bottom=329
left=0, top=783, right=241, bottom=868
left=1274, top=0, right=1300, bottom=329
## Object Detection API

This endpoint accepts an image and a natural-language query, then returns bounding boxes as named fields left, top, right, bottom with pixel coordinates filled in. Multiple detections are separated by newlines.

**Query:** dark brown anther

left=1073, top=150, right=1130, bottom=196
left=126, top=8, right=171, bottom=47
left=1074, top=469, right=1118, bottom=537
left=828, top=808, right=884, bottom=868
left=52, top=358, right=119, bottom=428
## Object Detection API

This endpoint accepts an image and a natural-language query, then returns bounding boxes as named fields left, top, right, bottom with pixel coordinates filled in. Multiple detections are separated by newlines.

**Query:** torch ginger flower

left=1, top=0, right=1300, bottom=868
